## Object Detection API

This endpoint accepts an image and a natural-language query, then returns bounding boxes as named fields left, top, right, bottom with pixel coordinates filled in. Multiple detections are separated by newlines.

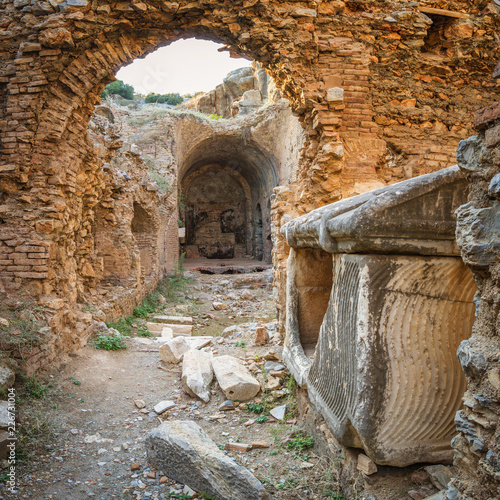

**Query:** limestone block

left=154, top=315, right=193, bottom=325
left=159, top=337, right=213, bottom=364
left=326, top=87, right=344, bottom=102
left=149, top=321, right=192, bottom=336
left=182, top=349, right=214, bottom=403
left=146, top=421, right=269, bottom=500
left=285, top=252, right=476, bottom=466
left=212, top=355, right=260, bottom=401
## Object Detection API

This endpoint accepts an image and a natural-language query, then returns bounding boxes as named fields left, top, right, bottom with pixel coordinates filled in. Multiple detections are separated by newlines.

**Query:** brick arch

left=3, top=3, right=318, bottom=164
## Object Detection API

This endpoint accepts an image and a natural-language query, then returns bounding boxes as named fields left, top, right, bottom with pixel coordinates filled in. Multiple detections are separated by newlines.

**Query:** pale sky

left=116, top=39, right=251, bottom=96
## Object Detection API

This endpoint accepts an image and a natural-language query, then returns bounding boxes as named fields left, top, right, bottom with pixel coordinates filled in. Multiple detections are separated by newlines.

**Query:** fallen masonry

left=146, top=420, right=269, bottom=500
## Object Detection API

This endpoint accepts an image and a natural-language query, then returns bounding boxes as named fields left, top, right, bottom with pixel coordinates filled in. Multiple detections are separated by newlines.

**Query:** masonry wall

left=0, top=1, right=499, bottom=492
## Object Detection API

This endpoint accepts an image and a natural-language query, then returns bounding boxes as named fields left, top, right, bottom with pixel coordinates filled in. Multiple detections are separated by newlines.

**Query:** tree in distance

left=102, top=80, right=135, bottom=100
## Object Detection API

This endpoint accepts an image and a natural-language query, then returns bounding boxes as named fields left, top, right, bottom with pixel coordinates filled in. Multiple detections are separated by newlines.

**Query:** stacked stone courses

left=0, top=0, right=499, bottom=497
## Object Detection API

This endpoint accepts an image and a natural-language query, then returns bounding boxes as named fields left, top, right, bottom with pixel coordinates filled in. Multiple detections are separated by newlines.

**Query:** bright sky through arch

left=116, top=39, right=252, bottom=96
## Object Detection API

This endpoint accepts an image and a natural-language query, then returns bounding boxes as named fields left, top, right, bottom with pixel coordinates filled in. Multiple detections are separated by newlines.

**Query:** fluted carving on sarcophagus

left=282, top=166, right=477, bottom=466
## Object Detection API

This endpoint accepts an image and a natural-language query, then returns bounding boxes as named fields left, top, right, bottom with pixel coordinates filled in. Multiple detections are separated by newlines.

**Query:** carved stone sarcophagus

left=282, top=166, right=476, bottom=466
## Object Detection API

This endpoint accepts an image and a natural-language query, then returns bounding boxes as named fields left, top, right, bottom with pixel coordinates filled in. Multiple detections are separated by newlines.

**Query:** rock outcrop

left=184, top=64, right=279, bottom=118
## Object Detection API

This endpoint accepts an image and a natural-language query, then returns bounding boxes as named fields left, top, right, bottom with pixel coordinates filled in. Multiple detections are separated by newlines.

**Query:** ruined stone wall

left=0, top=0, right=498, bottom=422
left=453, top=99, right=500, bottom=499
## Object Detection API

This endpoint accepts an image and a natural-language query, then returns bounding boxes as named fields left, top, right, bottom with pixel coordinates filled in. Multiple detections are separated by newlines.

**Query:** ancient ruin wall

left=453, top=99, right=500, bottom=499
left=0, top=0, right=498, bottom=387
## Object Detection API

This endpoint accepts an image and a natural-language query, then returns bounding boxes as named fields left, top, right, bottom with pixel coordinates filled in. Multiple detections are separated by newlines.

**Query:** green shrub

left=255, top=415, right=269, bottom=423
left=145, top=92, right=183, bottom=105
left=21, top=376, right=51, bottom=399
left=246, top=402, right=265, bottom=414
left=133, top=292, right=159, bottom=318
left=107, top=316, right=134, bottom=335
left=286, top=433, right=314, bottom=451
left=102, top=80, right=135, bottom=100
left=137, top=326, right=153, bottom=338
left=92, top=333, right=127, bottom=351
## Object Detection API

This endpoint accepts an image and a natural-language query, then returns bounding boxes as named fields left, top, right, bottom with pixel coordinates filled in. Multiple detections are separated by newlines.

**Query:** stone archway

left=180, top=135, right=278, bottom=263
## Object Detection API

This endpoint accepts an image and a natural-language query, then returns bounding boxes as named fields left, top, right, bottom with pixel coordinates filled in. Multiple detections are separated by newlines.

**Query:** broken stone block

left=0, top=401, right=12, bottom=430
left=265, top=376, right=281, bottom=391
left=154, top=400, right=176, bottom=414
left=181, top=349, right=213, bottom=403
left=357, top=454, right=378, bottom=475
left=212, top=355, right=260, bottom=401
left=161, top=327, right=173, bottom=338
left=0, top=364, right=15, bottom=392
left=159, top=336, right=213, bottom=364
left=160, top=337, right=189, bottom=364
left=254, top=326, right=269, bottom=346
left=146, top=420, right=269, bottom=500
left=270, top=404, right=286, bottom=421
left=264, top=361, right=285, bottom=372
left=251, top=440, right=269, bottom=449
left=212, top=302, right=228, bottom=311
left=425, top=465, right=453, bottom=490
left=225, top=442, right=252, bottom=452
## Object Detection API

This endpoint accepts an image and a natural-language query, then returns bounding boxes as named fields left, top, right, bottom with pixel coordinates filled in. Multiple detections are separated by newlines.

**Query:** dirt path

left=4, top=270, right=341, bottom=500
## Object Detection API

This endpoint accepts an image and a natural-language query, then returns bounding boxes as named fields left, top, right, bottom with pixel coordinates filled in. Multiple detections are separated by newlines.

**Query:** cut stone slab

left=270, top=404, right=286, bottom=421
left=212, top=355, right=260, bottom=401
left=357, top=453, right=378, bottom=475
left=146, top=322, right=167, bottom=334
left=154, top=400, right=177, bottom=415
left=182, top=349, right=213, bottom=403
left=147, top=321, right=192, bottom=336
left=154, top=315, right=193, bottom=325
left=160, top=336, right=213, bottom=364
left=146, top=420, right=269, bottom=500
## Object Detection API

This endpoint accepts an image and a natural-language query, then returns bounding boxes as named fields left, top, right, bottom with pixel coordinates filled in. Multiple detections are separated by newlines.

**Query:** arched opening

left=183, top=166, right=248, bottom=259
left=180, top=136, right=278, bottom=264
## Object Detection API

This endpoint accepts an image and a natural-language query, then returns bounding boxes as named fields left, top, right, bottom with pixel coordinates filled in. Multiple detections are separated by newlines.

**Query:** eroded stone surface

left=181, top=349, right=214, bottom=403
left=146, top=420, right=269, bottom=500
left=212, top=355, right=260, bottom=401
